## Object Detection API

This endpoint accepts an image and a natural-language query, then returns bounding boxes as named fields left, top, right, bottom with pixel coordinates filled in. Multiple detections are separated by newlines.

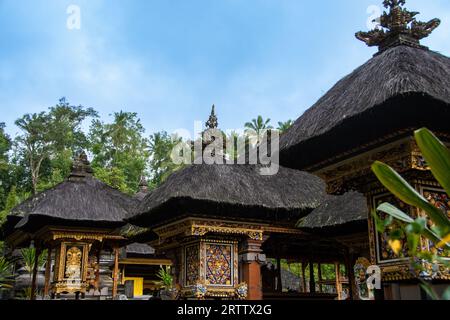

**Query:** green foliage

left=93, top=166, right=132, bottom=194
left=0, top=186, right=20, bottom=225
left=244, top=116, right=273, bottom=146
left=0, top=256, right=14, bottom=290
left=148, top=131, right=185, bottom=189
left=0, top=123, right=12, bottom=211
left=277, top=120, right=293, bottom=134
left=20, top=248, right=47, bottom=275
left=90, top=111, right=149, bottom=193
left=371, top=128, right=450, bottom=300
left=156, top=266, right=173, bottom=289
left=14, top=98, right=97, bottom=194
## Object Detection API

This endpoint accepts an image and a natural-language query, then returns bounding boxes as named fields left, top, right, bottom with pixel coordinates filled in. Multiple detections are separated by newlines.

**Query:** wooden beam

left=112, top=247, right=119, bottom=299
left=119, top=258, right=173, bottom=266
left=43, top=248, right=52, bottom=298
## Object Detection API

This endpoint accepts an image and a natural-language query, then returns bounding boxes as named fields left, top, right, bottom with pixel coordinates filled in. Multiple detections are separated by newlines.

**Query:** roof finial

left=69, top=150, right=93, bottom=180
left=138, top=175, right=148, bottom=193
left=356, top=0, right=440, bottom=52
left=205, top=104, right=218, bottom=129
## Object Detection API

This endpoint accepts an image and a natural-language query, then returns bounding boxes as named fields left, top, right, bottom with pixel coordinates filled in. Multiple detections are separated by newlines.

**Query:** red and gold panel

left=373, top=194, right=412, bottom=263
left=205, top=243, right=232, bottom=286
left=185, top=244, right=200, bottom=286
left=422, top=188, right=450, bottom=258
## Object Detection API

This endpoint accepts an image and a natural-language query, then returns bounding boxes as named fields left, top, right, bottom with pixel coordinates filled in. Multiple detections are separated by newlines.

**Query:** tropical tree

left=14, top=99, right=97, bottom=194
left=244, top=116, right=273, bottom=145
left=0, top=123, right=12, bottom=211
left=0, top=186, right=20, bottom=225
left=277, top=120, right=293, bottom=134
left=372, top=128, right=450, bottom=300
left=90, top=111, right=149, bottom=194
left=148, top=131, right=184, bottom=189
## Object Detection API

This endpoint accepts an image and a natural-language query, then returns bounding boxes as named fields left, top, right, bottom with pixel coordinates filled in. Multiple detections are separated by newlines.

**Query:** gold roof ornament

left=356, top=0, right=440, bottom=52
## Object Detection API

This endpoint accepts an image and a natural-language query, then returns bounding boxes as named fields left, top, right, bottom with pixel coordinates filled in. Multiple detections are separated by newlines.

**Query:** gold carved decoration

left=153, top=218, right=264, bottom=242
left=316, top=138, right=413, bottom=194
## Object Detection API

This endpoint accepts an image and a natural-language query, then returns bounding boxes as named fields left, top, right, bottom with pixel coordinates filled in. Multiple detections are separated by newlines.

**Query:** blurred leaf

left=377, top=203, right=414, bottom=224
left=443, top=287, right=450, bottom=301
left=406, top=233, right=419, bottom=256
left=372, top=161, right=450, bottom=235
left=415, top=128, right=450, bottom=196
left=420, top=280, right=439, bottom=300
left=405, top=218, right=427, bottom=234
left=372, top=210, right=393, bottom=233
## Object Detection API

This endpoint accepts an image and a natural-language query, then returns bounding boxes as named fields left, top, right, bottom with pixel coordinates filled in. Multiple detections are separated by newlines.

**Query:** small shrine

left=5, top=152, right=143, bottom=299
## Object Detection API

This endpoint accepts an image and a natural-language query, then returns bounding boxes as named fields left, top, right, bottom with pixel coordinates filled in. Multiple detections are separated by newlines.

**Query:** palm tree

left=277, top=120, right=293, bottom=134
left=244, top=116, right=273, bottom=146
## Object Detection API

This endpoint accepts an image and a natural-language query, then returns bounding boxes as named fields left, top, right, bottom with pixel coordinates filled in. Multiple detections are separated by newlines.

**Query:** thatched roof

left=12, top=153, right=138, bottom=232
left=280, top=45, right=450, bottom=169
left=297, top=191, right=368, bottom=229
left=125, top=243, right=155, bottom=256
left=127, top=163, right=326, bottom=227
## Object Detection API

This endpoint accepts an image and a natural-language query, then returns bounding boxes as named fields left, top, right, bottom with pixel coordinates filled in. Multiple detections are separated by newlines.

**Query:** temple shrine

left=1, top=0, right=449, bottom=300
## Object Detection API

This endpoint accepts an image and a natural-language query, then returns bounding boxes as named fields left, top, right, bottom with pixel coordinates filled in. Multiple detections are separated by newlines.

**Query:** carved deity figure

left=65, top=247, right=82, bottom=280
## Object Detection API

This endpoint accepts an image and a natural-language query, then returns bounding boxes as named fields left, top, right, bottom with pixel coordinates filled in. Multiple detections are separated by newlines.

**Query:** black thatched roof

left=12, top=153, right=138, bottom=232
left=297, top=191, right=368, bottom=229
left=128, top=163, right=326, bottom=227
left=280, top=45, right=450, bottom=170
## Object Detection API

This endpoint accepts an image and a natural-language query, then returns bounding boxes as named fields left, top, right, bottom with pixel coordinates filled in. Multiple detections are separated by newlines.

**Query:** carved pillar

left=239, top=239, right=265, bottom=300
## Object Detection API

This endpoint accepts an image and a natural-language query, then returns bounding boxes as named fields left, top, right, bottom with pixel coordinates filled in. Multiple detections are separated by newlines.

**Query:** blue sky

left=1, top=0, right=449, bottom=138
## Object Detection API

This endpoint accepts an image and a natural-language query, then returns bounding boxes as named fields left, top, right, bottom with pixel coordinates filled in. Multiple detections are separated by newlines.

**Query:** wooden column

left=95, top=250, right=101, bottom=291
left=112, top=247, right=119, bottom=299
left=240, top=239, right=264, bottom=300
left=301, top=262, right=307, bottom=293
left=345, top=251, right=356, bottom=300
left=43, top=247, right=52, bottom=298
left=318, top=263, right=323, bottom=293
left=309, top=261, right=316, bottom=294
left=335, top=262, right=342, bottom=300
left=276, top=258, right=282, bottom=292
left=30, top=247, right=41, bottom=300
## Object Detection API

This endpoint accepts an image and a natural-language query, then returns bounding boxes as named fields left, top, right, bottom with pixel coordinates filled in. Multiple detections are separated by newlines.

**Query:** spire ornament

left=356, top=0, right=440, bottom=52
left=205, top=105, right=218, bottom=129
left=69, top=150, right=93, bottom=180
